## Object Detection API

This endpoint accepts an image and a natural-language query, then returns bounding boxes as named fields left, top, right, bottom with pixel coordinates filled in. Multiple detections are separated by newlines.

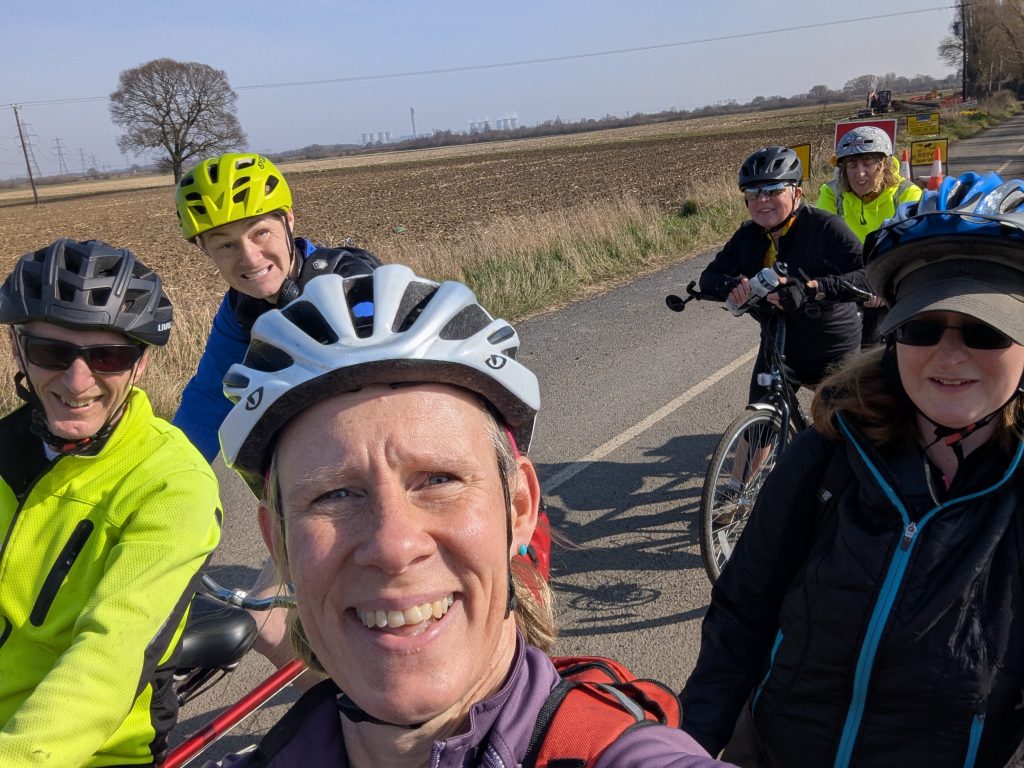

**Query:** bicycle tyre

left=699, top=407, right=791, bottom=583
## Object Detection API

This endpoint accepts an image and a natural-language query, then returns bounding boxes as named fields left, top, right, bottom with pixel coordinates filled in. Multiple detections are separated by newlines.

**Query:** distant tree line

left=272, top=71, right=960, bottom=162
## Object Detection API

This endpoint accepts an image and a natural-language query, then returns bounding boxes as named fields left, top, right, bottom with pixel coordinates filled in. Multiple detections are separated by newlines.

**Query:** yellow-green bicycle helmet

left=176, top=153, right=293, bottom=240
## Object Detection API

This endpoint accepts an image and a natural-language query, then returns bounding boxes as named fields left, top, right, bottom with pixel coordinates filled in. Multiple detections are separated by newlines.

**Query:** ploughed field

left=0, top=104, right=849, bottom=309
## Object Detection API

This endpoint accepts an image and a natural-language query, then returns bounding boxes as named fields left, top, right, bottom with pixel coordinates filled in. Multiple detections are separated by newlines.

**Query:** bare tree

left=109, top=58, right=247, bottom=181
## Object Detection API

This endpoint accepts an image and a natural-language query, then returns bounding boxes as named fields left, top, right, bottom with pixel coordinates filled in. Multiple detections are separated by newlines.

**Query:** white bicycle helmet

left=836, top=126, right=892, bottom=160
left=219, top=265, right=540, bottom=493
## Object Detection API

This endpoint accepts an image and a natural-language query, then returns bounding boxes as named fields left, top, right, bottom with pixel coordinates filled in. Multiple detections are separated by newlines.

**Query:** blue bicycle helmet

left=865, top=172, right=1024, bottom=344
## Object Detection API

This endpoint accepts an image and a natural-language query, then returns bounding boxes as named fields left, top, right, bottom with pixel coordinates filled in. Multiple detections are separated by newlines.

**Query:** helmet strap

left=918, top=385, right=1021, bottom=478
left=336, top=691, right=422, bottom=730
left=765, top=203, right=799, bottom=235
left=275, top=213, right=301, bottom=306
left=16, top=355, right=142, bottom=457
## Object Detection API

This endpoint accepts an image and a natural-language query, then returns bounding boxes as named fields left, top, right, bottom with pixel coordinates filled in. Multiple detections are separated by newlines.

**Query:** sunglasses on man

left=19, top=335, right=145, bottom=374
left=742, top=182, right=794, bottom=202
left=895, top=319, right=1014, bottom=350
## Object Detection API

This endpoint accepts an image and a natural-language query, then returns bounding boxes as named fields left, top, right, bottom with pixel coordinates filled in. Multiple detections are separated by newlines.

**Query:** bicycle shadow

left=535, top=431, right=717, bottom=639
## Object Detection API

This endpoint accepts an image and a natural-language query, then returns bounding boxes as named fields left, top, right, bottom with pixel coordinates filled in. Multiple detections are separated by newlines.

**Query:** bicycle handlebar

left=200, top=573, right=297, bottom=611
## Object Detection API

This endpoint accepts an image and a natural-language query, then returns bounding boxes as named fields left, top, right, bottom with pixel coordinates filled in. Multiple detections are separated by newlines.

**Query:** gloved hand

left=775, top=278, right=806, bottom=313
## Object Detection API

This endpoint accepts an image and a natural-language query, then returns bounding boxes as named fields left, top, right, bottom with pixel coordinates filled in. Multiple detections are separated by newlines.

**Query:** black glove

left=775, top=278, right=806, bottom=313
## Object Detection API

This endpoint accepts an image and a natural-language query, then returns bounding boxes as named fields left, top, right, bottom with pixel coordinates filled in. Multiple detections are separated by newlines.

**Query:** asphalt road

left=172, top=112, right=1024, bottom=759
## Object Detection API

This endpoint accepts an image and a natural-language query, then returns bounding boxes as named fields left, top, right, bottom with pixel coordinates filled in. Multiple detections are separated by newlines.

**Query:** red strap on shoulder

left=523, top=657, right=682, bottom=768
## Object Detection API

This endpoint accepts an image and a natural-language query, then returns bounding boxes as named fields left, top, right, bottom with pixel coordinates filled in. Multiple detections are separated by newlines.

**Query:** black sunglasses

left=20, top=335, right=145, bottom=374
left=895, top=319, right=1013, bottom=350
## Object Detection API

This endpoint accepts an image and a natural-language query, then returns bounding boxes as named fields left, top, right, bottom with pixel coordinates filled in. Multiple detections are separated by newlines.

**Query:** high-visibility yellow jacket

left=0, top=388, right=221, bottom=766
left=817, top=158, right=923, bottom=243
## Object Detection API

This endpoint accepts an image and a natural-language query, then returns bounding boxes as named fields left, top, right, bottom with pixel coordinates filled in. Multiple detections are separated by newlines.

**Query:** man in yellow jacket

left=817, top=125, right=922, bottom=344
left=0, top=239, right=221, bottom=766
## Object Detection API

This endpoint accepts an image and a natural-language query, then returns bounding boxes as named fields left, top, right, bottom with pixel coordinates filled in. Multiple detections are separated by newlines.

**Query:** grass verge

left=0, top=95, right=1018, bottom=421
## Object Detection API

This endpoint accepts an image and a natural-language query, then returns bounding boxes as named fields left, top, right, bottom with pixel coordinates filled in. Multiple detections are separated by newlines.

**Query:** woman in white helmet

left=818, top=125, right=922, bottom=345
left=214, top=266, right=731, bottom=767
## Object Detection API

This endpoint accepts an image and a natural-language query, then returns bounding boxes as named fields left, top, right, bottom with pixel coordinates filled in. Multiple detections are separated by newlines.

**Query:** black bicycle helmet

left=738, top=146, right=803, bottom=189
left=0, top=239, right=172, bottom=345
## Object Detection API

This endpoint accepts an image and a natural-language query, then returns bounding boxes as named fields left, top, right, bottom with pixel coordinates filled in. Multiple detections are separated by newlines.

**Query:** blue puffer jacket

left=219, top=638, right=732, bottom=767
left=172, top=239, right=379, bottom=461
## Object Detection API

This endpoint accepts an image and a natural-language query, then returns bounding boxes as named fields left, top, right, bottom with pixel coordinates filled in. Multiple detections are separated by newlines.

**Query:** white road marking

left=545, top=345, right=760, bottom=492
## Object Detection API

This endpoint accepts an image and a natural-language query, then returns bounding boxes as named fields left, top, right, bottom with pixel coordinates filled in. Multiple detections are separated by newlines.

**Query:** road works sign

left=907, top=113, right=940, bottom=137
left=910, top=138, right=949, bottom=167
left=834, top=118, right=898, bottom=151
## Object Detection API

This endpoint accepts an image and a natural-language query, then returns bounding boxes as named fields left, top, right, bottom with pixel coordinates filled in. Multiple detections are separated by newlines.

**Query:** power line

left=1, top=5, right=954, bottom=108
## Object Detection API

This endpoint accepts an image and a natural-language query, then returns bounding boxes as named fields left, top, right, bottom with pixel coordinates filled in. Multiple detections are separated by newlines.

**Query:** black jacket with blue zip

left=681, top=417, right=1024, bottom=767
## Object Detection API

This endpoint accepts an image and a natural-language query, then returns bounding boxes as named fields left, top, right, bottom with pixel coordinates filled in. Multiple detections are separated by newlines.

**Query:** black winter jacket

left=681, top=419, right=1024, bottom=767
left=699, top=205, right=865, bottom=378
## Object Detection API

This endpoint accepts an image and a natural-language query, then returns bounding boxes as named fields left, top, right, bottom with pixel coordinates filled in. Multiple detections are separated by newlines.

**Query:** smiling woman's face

left=267, top=384, right=537, bottom=727
left=897, top=311, right=1024, bottom=430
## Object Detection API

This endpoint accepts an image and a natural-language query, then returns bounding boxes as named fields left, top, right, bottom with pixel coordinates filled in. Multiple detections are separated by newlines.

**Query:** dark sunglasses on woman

left=19, top=335, right=145, bottom=374
left=894, top=319, right=1013, bottom=350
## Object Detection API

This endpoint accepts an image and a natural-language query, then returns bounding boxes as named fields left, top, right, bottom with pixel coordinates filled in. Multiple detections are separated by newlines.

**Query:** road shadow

left=535, top=432, right=717, bottom=637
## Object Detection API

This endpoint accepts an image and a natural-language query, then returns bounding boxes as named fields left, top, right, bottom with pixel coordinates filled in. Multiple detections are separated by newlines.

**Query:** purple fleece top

left=219, top=636, right=733, bottom=767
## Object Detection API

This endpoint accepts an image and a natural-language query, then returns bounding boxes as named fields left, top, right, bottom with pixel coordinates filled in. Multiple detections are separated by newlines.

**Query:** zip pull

left=900, top=521, right=918, bottom=550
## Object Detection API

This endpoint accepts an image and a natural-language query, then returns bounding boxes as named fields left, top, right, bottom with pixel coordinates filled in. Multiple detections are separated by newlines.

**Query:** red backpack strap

left=522, top=657, right=682, bottom=768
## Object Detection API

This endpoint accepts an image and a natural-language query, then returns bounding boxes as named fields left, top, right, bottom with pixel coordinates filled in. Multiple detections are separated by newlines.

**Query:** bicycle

left=667, top=269, right=872, bottom=583
left=161, top=575, right=303, bottom=768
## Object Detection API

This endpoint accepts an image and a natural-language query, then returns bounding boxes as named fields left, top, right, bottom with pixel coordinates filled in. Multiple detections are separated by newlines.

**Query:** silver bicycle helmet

left=219, top=265, right=541, bottom=493
left=836, top=126, right=892, bottom=160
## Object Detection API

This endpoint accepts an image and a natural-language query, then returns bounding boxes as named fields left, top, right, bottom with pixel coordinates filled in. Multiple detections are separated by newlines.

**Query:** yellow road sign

left=910, top=138, right=948, bottom=167
left=789, top=143, right=810, bottom=182
left=907, top=113, right=940, bottom=137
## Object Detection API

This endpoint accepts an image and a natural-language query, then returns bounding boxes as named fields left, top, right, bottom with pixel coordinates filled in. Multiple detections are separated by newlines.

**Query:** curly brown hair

left=838, top=155, right=900, bottom=198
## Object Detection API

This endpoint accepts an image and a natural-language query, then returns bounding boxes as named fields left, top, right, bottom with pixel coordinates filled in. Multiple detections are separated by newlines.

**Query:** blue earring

left=517, top=544, right=529, bottom=557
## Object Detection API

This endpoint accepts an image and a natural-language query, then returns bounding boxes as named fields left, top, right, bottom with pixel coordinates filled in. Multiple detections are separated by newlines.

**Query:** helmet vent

left=1000, top=190, right=1024, bottom=212
left=393, top=282, right=438, bottom=333
left=90, top=288, right=111, bottom=307
left=207, top=165, right=219, bottom=184
left=440, top=305, right=490, bottom=340
left=503, top=345, right=519, bottom=360
left=234, top=157, right=255, bottom=171
left=486, top=324, right=515, bottom=345
left=281, top=301, right=338, bottom=345
left=22, top=272, right=41, bottom=301
left=181, top=173, right=195, bottom=186
left=63, top=247, right=84, bottom=276
left=242, top=339, right=294, bottom=373
left=265, top=176, right=280, bottom=196
left=233, top=190, right=248, bottom=205
left=58, top=280, right=75, bottom=303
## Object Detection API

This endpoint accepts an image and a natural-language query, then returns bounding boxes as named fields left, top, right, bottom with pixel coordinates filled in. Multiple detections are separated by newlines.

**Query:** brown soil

left=0, top=106, right=843, bottom=308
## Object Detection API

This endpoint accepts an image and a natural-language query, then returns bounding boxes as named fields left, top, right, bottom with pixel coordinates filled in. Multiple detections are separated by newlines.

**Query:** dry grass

left=0, top=97, right=1016, bottom=421
left=0, top=182, right=745, bottom=419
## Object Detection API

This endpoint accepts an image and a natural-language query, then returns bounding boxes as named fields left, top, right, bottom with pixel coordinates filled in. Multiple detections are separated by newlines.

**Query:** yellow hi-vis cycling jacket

left=0, top=388, right=221, bottom=766
left=817, top=157, right=923, bottom=243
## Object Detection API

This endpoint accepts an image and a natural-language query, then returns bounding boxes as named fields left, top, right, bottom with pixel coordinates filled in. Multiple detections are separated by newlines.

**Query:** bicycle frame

left=161, top=576, right=303, bottom=767
left=750, top=315, right=807, bottom=436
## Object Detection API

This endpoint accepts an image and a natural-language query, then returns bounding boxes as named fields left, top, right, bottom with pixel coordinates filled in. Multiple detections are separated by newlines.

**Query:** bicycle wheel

left=699, top=408, right=790, bottom=583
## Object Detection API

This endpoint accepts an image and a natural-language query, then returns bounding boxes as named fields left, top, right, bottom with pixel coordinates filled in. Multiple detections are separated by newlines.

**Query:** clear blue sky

left=1, top=1, right=956, bottom=178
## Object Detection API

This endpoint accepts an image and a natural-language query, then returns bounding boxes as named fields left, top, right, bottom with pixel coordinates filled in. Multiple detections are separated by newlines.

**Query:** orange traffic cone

left=926, top=147, right=944, bottom=190
left=900, top=149, right=912, bottom=181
